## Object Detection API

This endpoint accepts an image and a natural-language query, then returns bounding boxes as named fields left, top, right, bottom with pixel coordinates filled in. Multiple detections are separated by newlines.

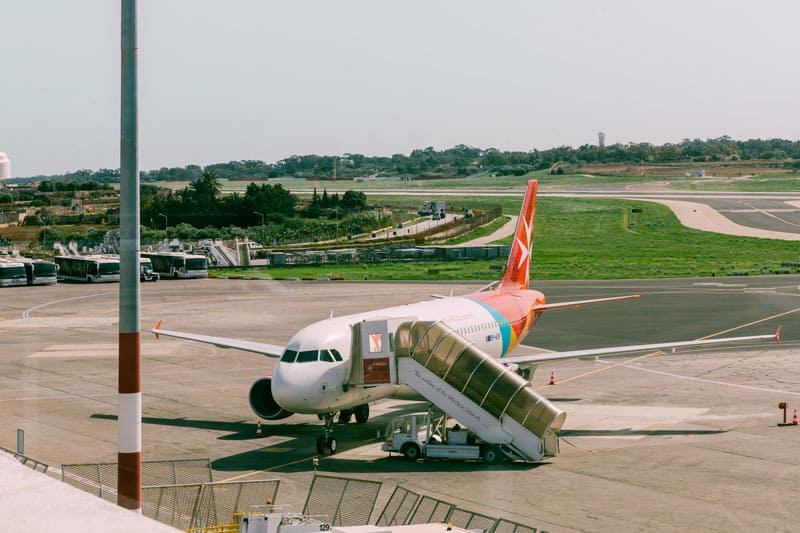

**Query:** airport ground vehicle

left=55, top=255, right=120, bottom=283
left=382, top=409, right=507, bottom=462
left=0, top=259, right=28, bottom=287
left=23, top=259, right=58, bottom=285
left=139, top=257, right=159, bottom=282
left=141, top=251, right=208, bottom=279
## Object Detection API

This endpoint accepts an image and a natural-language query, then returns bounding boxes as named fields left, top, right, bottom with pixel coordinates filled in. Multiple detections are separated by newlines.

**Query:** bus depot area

left=1, top=277, right=799, bottom=531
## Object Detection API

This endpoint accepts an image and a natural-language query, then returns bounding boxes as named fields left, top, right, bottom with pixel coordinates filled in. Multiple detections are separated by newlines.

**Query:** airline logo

left=500, top=180, right=537, bottom=291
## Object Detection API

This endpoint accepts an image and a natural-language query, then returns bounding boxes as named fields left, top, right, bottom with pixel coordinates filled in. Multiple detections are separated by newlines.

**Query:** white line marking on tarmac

left=627, top=364, right=800, bottom=396
left=22, top=292, right=114, bottom=319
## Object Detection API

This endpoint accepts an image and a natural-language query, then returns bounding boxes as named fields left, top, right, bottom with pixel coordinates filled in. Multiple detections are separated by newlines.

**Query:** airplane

left=153, top=179, right=780, bottom=454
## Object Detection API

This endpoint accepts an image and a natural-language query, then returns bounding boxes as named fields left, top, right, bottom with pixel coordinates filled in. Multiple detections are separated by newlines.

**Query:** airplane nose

left=272, top=362, right=324, bottom=412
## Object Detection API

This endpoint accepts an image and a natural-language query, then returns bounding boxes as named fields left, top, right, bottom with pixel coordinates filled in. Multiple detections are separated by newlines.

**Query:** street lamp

left=253, top=211, right=265, bottom=226
left=158, top=213, right=168, bottom=230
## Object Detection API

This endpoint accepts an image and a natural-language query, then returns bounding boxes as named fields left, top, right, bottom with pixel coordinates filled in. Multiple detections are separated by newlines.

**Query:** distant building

left=418, top=200, right=446, bottom=219
left=0, top=152, right=10, bottom=180
left=598, top=131, right=605, bottom=149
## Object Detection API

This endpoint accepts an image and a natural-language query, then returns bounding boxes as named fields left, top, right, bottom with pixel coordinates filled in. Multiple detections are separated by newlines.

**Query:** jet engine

left=248, top=377, right=293, bottom=420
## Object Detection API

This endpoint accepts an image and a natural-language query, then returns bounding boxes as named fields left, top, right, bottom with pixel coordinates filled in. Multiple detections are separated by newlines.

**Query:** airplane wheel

left=338, top=409, right=353, bottom=424
left=354, top=404, right=369, bottom=424
left=483, top=446, right=499, bottom=463
left=316, top=436, right=326, bottom=454
left=326, top=436, right=337, bottom=454
left=401, top=443, right=420, bottom=460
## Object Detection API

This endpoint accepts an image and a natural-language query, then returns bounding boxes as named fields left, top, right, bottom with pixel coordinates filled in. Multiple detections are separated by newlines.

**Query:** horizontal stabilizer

left=533, top=294, right=640, bottom=312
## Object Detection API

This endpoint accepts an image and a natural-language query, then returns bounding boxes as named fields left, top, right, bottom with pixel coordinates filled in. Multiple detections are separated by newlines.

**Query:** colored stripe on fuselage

left=467, top=298, right=515, bottom=356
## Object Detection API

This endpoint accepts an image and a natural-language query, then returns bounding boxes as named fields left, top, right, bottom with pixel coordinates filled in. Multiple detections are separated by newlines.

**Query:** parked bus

left=0, top=259, right=27, bottom=287
left=23, top=259, right=58, bottom=285
left=55, top=255, right=120, bottom=283
left=140, top=252, right=208, bottom=279
left=139, top=257, right=159, bottom=282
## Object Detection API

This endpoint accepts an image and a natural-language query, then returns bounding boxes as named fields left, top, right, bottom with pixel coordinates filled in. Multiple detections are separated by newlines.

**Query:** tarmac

left=2, top=276, right=800, bottom=532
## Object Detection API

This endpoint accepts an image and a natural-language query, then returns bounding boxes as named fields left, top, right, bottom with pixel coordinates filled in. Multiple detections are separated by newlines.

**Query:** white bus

left=139, top=257, right=159, bottom=282
left=55, top=255, right=120, bottom=283
left=0, top=259, right=27, bottom=287
left=23, top=259, right=58, bottom=285
left=140, top=252, right=208, bottom=279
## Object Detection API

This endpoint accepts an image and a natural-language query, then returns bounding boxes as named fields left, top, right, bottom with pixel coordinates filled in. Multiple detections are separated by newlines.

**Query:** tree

left=187, top=170, right=221, bottom=210
left=341, top=190, right=367, bottom=210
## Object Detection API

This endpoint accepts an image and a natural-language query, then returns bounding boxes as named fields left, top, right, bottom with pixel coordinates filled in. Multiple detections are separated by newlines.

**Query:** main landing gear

left=316, top=404, right=371, bottom=455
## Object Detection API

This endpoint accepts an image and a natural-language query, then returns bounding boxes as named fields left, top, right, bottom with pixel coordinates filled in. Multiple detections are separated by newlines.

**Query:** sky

left=3, top=1, right=800, bottom=177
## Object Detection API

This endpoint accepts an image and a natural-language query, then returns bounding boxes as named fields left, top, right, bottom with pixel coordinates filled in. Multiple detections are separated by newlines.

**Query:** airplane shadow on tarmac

left=90, top=411, right=547, bottom=473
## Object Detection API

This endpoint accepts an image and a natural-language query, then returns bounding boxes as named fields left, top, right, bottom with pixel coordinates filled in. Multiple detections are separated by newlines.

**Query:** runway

left=2, top=277, right=800, bottom=531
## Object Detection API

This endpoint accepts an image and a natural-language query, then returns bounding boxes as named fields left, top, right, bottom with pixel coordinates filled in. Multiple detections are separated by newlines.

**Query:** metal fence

left=61, top=458, right=213, bottom=503
left=303, top=474, right=382, bottom=526
left=0, top=445, right=49, bottom=473
left=55, top=463, right=541, bottom=531
left=144, top=479, right=280, bottom=530
left=375, top=485, right=539, bottom=533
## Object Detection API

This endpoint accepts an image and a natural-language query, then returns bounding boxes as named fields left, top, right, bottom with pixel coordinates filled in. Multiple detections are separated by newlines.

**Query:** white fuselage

left=271, top=295, right=512, bottom=415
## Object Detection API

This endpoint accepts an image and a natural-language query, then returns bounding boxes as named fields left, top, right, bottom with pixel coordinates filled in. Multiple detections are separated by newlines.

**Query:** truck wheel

left=401, top=443, right=421, bottom=460
left=483, top=446, right=500, bottom=463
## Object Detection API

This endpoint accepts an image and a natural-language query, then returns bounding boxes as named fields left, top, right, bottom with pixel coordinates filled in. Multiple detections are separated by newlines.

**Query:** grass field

left=157, top=169, right=800, bottom=194
left=155, top=171, right=650, bottom=193
left=211, top=197, right=800, bottom=281
left=671, top=176, right=800, bottom=192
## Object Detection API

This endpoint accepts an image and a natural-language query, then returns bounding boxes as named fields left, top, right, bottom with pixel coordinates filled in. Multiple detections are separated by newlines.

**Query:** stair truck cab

left=382, top=408, right=509, bottom=463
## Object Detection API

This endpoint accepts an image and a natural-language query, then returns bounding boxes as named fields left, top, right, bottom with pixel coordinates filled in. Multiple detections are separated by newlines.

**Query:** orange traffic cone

left=549, top=371, right=555, bottom=386
left=793, top=410, right=798, bottom=426
left=256, top=420, right=263, bottom=437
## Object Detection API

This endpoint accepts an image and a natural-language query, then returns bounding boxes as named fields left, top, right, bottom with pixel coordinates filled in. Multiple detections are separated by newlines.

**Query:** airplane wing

left=533, top=294, right=640, bottom=312
left=502, top=327, right=781, bottom=365
left=152, top=321, right=284, bottom=358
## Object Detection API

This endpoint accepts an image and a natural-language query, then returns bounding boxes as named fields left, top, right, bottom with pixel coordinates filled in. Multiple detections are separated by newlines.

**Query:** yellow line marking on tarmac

left=538, top=351, right=661, bottom=388
left=218, top=436, right=378, bottom=483
left=696, top=306, right=800, bottom=340
left=538, top=306, right=800, bottom=389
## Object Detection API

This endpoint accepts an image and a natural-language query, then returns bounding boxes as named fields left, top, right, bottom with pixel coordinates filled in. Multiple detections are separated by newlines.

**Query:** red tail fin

left=499, top=180, right=537, bottom=291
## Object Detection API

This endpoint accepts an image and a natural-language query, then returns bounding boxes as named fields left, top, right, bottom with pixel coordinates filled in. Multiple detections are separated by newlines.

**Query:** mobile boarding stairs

left=349, top=319, right=565, bottom=461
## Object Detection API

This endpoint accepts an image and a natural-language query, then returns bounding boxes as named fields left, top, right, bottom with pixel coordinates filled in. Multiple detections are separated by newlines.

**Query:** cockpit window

left=331, top=349, right=343, bottom=362
left=297, top=350, right=319, bottom=363
left=320, top=349, right=334, bottom=363
left=280, top=349, right=298, bottom=363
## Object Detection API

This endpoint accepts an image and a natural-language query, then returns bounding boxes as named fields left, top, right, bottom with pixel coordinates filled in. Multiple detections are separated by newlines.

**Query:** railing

left=0, top=445, right=49, bottom=473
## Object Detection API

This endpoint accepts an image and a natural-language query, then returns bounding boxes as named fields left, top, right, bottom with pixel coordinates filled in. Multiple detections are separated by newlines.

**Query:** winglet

left=153, top=320, right=162, bottom=340
left=776, top=325, right=782, bottom=345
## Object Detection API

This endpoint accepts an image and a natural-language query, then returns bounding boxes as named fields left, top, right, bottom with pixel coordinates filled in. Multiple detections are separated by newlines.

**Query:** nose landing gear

left=316, top=412, right=338, bottom=454
left=315, top=404, right=372, bottom=455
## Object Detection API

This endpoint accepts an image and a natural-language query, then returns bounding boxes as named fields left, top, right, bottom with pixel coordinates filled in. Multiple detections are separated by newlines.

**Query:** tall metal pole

left=119, top=0, right=142, bottom=511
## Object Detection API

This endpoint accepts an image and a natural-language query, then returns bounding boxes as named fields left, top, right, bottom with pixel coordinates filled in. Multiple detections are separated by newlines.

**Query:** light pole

left=253, top=211, right=265, bottom=226
left=158, top=213, right=168, bottom=231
